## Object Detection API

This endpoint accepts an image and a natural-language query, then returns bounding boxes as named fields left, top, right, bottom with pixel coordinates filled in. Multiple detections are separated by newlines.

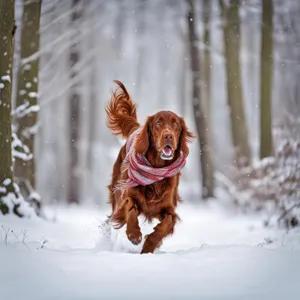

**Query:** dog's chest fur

left=144, top=178, right=170, bottom=202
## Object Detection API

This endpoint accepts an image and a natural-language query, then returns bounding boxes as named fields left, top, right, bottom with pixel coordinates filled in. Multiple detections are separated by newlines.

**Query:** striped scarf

left=114, top=127, right=187, bottom=190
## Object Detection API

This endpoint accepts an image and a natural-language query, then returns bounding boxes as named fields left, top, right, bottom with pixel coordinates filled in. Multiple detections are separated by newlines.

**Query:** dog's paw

left=127, top=230, right=142, bottom=245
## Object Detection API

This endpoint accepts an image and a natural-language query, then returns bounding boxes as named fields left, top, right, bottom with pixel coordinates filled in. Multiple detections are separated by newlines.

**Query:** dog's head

left=134, top=111, right=194, bottom=160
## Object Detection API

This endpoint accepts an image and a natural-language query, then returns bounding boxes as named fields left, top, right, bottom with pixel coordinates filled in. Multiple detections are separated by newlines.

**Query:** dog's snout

left=164, top=132, right=173, bottom=143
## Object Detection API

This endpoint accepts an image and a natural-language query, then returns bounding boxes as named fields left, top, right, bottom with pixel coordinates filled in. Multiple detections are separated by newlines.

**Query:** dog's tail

left=105, top=80, right=140, bottom=139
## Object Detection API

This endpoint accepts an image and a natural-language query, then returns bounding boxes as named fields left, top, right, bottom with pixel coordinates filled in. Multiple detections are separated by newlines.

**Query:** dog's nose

left=164, top=133, right=173, bottom=143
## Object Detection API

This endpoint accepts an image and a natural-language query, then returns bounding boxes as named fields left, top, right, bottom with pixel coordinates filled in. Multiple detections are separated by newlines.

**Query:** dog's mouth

left=160, top=145, right=174, bottom=160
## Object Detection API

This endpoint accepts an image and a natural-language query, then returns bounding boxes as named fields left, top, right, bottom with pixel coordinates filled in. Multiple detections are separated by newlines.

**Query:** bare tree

left=135, top=0, right=147, bottom=98
left=68, top=0, right=83, bottom=204
left=0, top=0, right=16, bottom=214
left=87, top=1, right=98, bottom=172
left=186, top=0, right=214, bottom=198
left=219, top=0, right=251, bottom=167
left=201, top=0, right=214, bottom=196
left=201, top=0, right=211, bottom=128
left=259, top=0, right=274, bottom=159
left=14, top=0, right=42, bottom=206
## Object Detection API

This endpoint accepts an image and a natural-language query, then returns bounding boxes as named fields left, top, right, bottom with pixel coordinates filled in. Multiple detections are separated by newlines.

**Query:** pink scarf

left=114, top=127, right=187, bottom=190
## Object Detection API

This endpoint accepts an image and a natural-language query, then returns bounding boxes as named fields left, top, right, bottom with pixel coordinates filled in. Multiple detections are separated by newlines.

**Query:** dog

left=106, top=80, right=194, bottom=254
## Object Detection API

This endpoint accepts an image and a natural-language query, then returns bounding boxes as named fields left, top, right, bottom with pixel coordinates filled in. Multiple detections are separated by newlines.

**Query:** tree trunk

left=158, top=3, right=167, bottom=106
left=186, top=0, right=214, bottom=199
left=87, top=3, right=98, bottom=172
left=201, top=0, right=214, bottom=197
left=219, top=0, right=251, bottom=167
left=135, top=0, right=147, bottom=99
left=0, top=0, right=16, bottom=213
left=259, top=0, right=274, bottom=159
left=14, top=0, right=42, bottom=203
left=202, top=0, right=211, bottom=128
left=68, top=0, right=82, bottom=204
left=179, top=45, right=188, bottom=116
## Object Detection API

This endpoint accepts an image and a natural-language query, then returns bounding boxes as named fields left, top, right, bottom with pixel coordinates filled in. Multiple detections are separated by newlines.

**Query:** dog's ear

left=179, top=117, right=195, bottom=157
left=134, top=117, right=152, bottom=154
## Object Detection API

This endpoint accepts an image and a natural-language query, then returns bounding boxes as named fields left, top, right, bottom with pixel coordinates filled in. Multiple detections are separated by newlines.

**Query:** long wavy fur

left=105, top=80, right=140, bottom=139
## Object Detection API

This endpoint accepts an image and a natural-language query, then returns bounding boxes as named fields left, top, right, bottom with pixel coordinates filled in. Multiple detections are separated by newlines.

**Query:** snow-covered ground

left=1, top=202, right=300, bottom=300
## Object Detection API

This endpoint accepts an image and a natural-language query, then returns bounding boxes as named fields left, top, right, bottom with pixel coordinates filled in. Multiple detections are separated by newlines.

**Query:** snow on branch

left=11, top=133, right=32, bottom=162
left=216, top=119, right=300, bottom=228
left=12, top=101, right=39, bottom=119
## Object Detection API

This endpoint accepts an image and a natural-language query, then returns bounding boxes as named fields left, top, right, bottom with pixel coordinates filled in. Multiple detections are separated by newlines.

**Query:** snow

left=24, top=64, right=32, bottom=70
left=28, top=92, right=38, bottom=98
left=3, top=178, right=11, bottom=186
left=1, top=75, right=11, bottom=82
left=1, top=203, right=300, bottom=300
left=0, top=83, right=4, bottom=89
left=12, top=102, right=39, bottom=119
left=19, top=89, right=27, bottom=95
left=0, top=186, right=6, bottom=193
left=0, top=180, right=36, bottom=218
left=11, top=133, right=32, bottom=161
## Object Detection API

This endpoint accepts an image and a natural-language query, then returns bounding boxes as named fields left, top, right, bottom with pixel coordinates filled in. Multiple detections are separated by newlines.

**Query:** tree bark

left=186, top=0, right=214, bottom=198
left=202, top=0, right=211, bottom=128
left=179, top=46, right=188, bottom=116
left=14, top=0, right=42, bottom=201
left=68, top=0, right=82, bottom=204
left=135, top=0, right=147, bottom=99
left=201, top=0, right=214, bottom=197
left=0, top=0, right=16, bottom=213
left=259, top=0, right=274, bottom=159
left=219, top=0, right=251, bottom=167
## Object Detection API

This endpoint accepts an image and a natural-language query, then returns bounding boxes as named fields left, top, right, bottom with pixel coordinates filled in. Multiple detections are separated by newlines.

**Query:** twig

left=278, top=203, right=300, bottom=223
left=11, top=230, right=20, bottom=242
left=21, top=230, right=30, bottom=251
left=2, top=226, right=10, bottom=246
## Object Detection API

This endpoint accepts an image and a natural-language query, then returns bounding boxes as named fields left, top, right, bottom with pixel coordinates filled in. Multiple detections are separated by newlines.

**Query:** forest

left=0, top=0, right=300, bottom=299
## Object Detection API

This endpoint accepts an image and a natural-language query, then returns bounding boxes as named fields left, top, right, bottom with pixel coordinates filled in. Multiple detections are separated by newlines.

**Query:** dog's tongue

left=163, top=146, right=172, bottom=156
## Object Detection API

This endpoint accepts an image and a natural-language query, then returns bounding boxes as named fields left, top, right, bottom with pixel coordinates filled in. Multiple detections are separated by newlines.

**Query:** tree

left=0, top=0, right=15, bottom=214
left=186, top=0, right=214, bottom=198
left=259, top=0, right=274, bottom=159
left=14, top=0, right=42, bottom=206
left=201, top=0, right=214, bottom=197
left=0, top=0, right=34, bottom=217
left=135, top=0, right=147, bottom=99
left=201, top=0, right=212, bottom=129
left=68, top=0, right=83, bottom=204
left=219, top=0, right=251, bottom=167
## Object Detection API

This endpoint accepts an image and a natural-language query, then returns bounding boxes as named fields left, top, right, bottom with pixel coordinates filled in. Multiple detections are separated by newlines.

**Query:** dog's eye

left=174, top=122, right=179, bottom=127
left=156, top=121, right=161, bottom=126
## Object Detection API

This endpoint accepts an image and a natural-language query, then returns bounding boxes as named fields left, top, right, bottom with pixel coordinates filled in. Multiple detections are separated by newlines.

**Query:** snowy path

left=1, top=203, right=300, bottom=300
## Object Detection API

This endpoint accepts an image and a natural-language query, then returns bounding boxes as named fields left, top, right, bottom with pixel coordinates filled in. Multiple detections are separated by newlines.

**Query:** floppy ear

left=134, top=117, right=152, bottom=154
left=179, top=117, right=195, bottom=157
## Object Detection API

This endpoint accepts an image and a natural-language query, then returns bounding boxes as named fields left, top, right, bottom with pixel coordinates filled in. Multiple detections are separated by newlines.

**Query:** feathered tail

left=105, top=80, right=140, bottom=139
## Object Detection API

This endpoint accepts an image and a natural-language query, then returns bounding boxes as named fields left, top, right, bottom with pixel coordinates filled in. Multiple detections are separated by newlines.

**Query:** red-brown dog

left=106, top=80, right=194, bottom=254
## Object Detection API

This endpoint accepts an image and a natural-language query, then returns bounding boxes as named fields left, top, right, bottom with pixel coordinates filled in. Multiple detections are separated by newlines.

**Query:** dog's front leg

left=124, top=198, right=142, bottom=245
left=141, top=212, right=176, bottom=254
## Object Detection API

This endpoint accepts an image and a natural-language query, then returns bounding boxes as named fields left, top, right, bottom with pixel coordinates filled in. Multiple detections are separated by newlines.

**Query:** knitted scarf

left=114, top=127, right=187, bottom=190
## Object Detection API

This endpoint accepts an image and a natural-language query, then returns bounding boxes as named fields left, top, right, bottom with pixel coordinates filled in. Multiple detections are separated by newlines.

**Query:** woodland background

left=0, top=0, right=300, bottom=227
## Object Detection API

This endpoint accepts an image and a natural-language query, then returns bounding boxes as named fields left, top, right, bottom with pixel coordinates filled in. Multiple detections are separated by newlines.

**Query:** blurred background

left=4, top=0, right=300, bottom=226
